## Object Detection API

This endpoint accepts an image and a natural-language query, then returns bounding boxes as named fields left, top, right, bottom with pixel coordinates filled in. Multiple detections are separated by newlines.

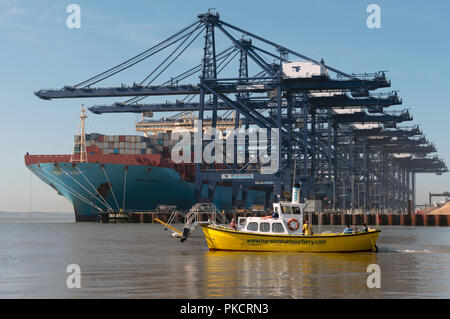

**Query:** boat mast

left=70, top=106, right=88, bottom=163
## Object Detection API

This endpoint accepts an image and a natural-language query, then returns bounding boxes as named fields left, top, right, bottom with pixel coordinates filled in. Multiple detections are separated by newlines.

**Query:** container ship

left=25, top=109, right=266, bottom=221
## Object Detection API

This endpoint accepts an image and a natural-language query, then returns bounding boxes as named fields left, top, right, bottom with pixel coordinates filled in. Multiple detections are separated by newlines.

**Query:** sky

left=0, top=0, right=449, bottom=213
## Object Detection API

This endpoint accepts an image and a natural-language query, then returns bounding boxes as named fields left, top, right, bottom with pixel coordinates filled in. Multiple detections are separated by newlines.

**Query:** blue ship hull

left=27, top=161, right=266, bottom=221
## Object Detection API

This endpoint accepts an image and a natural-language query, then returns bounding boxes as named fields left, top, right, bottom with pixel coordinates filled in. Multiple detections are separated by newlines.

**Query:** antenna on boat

left=292, top=156, right=297, bottom=190
left=292, top=156, right=300, bottom=204
left=71, top=105, right=88, bottom=163
left=29, top=170, right=32, bottom=216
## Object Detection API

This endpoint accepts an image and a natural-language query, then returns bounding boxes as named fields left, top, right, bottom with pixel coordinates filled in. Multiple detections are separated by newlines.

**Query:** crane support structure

left=35, top=10, right=447, bottom=213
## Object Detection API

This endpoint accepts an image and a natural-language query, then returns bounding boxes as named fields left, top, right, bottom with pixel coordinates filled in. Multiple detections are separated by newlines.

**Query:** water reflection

left=1, top=222, right=448, bottom=298
left=203, top=251, right=378, bottom=298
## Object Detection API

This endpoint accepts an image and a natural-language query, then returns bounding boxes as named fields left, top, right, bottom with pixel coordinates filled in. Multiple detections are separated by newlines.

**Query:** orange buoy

left=287, top=218, right=300, bottom=231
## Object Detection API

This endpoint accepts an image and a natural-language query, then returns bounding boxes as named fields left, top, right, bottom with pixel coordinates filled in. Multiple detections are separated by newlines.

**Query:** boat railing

left=178, top=203, right=229, bottom=242
left=184, top=203, right=229, bottom=229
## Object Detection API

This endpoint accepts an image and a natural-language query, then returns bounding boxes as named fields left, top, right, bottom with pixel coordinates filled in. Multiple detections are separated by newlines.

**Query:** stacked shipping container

left=85, top=133, right=178, bottom=155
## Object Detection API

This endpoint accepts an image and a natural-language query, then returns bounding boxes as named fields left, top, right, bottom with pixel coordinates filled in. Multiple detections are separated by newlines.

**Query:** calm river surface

left=0, top=212, right=449, bottom=298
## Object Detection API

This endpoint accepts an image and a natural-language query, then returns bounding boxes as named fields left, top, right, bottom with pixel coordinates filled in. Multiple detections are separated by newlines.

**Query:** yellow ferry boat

left=201, top=200, right=381, bottom=253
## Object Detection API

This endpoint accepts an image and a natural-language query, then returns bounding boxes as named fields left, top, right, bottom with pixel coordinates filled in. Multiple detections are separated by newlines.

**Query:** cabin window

left=239, top=218, right=247, bottom=226
left=292, top=207, right=301, bottom=215
left=272, top=223, right=285, bottom=233
left=259, top=222, right=270, bottom=232
left=281, top=205, right=292, bottom=214
left=247, top=222, right=258, bottom=231
left=275, top=206, right=280, bottom=215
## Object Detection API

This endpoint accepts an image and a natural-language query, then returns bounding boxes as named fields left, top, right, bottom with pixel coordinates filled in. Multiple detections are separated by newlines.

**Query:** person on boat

left=359, top=223, right=368, bottom=233
left=272, top=211, right=279, bottom=219
left=302, top=219, right=312, bottom=236
left=343, top=225, right=352, bottom=234
left=230, top=218, right=236, bottom=230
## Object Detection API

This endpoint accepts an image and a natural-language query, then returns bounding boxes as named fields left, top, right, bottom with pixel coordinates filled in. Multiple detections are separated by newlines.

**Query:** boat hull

left=25, top=158, right=267, bottom=221
left=201, top=225, right=381, bottom=252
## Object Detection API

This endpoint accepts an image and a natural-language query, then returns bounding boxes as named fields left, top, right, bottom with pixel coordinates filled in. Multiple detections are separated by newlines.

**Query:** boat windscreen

left=281, top=205, right=292, bottom=214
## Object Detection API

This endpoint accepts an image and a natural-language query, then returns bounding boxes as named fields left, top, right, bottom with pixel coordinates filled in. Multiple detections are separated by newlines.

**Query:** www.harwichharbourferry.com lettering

left=245, top=238, right=327, bottom=245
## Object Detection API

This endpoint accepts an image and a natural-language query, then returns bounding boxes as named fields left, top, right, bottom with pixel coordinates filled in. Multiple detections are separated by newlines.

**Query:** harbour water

left=0, top=212, right=449, bottom=298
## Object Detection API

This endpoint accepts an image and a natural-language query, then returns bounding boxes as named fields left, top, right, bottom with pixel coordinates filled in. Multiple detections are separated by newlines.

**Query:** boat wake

left=376, top=245, right=431, bottom=254
left=401, top=249, right=431, bottom=254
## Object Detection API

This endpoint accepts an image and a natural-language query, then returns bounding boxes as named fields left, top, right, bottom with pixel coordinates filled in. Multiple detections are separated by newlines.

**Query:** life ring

left=287, top=218, right=300, bottom=231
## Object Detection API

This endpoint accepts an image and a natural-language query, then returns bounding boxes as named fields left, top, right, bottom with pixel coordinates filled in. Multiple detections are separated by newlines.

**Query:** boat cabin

left=236, top=201, right=306, bottom=235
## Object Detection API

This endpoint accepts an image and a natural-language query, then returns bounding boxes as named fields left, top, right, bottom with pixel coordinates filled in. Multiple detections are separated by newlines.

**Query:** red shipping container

left=87, top=146, right=99, bottom=153
left=98, top=135, right=104, bottom=142
left=119, top=135, right=126, bottom=142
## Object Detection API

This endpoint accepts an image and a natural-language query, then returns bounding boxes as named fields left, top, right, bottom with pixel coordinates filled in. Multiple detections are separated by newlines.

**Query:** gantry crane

left=35, top=10, right=447, bottom=212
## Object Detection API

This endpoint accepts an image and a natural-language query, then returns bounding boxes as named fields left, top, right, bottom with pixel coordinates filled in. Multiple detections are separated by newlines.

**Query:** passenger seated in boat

left=230, top=218, right=236, bottom=230
left=302, top=219, right=312, bottom=236
left=359, top=223, right=368, bottom=233
left=343, top=225, right=352, bottom=234
left=272, top=211, right=279, bottom=219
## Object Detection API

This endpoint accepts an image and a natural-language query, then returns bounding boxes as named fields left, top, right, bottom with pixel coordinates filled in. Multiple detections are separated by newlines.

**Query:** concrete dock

left=98, top=211, right=450, bottom=226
